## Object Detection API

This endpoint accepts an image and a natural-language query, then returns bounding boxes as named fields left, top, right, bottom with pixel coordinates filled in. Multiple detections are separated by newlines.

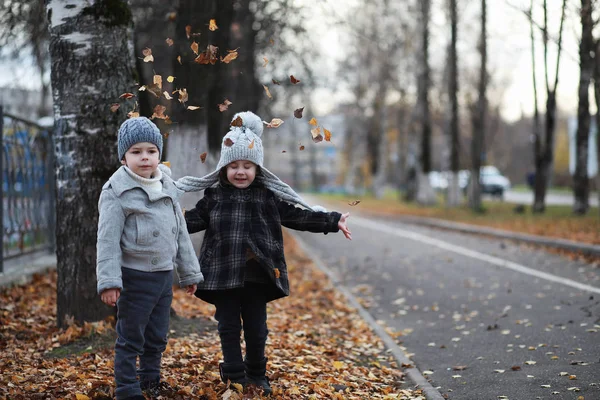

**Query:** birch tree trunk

left=46, top=0, right=135, bottom=327
left=573, top=0, right=593, bottom=215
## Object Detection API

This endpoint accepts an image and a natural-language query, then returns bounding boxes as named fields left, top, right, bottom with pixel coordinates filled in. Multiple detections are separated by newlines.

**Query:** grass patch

left=316, top=192, right=600, bottom=245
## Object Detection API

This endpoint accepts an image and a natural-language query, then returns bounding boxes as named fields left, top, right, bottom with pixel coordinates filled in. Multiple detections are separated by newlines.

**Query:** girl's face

left=226, top=160, right=257, bottom=189
left=121, top=142, right=160, bottom=179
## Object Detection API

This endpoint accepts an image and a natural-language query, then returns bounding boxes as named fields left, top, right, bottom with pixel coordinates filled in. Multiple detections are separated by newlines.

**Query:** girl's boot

left=219, top=361, right=247, bottom=389
left=244, top=357, right=272, bottom=395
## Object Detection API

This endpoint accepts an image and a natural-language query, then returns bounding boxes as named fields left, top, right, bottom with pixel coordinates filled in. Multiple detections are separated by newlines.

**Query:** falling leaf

left=163, top=91, right=173, bottom=100
left=165, top=38, right=174, bottom=46
left=568, top=375, right=577, bottom=380
left=174, top=88, right=189, bottom=104
left=187, top=105, right=202, bottom=110
left=166, top=12, right=177, bottom=21
left=248, top=139, right=255, bottom=149
left=164, top=116, right=173, bottom=125
left=218, top=99, right=232, bottom=112
left=272, top=78, right=281, bottom=85
left=185, top=25, right=192, bottom=39
left=162, top=161, right=171, bottom=168
left=324, top=127, right=332, bottom=142
left=167, top=76, right=175, bottom=83
left=127, top=111, right=140, bottom=118
left=263, top=85, right=272, bottom=99
left=262, top=57, right=269, bottom=67
left=151, top=105, right=167, bottom=119
left=194, top=45, right=219, bottom=65
left=269, top=38, right=275, bottom=45
left=199, top=152, right=207, bottom=163
left=177, top=55, right=182, bottom=65
left=453, top=365, right=468, bottom=371
left=221, top=49, right=238, bottom=64
left=209, top=19, right=218, bottom=31
left=348, top=200, right=361, bottom=206
left=153, top=74, right=162, bottom=89
left=294, top=107, right=304, bottom=119
left=110, top=103, right=120, bottom=112
left=120, top=93, right=135, bottom=99
left=299, top=145, right=305, bottom=151
left=230, top=116, right=243, bottom=127
left=308, top=117, right=318, bottom=126
left=142, top=47, right=154, bottom=62
left=224, top=138, right=234, bottom=147
left=264, top=118, right=284, bottom=128
left=290, top=75, right=300, bottom=84
left=191, top=41, right=199, bottom=55
left=311, top=127, right=323, bottom=143
left=274, top=268, right=281, bottom=278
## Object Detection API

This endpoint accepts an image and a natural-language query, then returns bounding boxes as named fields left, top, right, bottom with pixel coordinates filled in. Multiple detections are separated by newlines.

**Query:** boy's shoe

left=220, top=361, right=247, bottom=389
left=244, top=357, right=272, bottom=395
left=140, top=376, right=160, bottom=398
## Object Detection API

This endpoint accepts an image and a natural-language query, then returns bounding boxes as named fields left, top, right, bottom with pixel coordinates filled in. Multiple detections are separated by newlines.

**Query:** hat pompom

left=233, top=111, right=264, bottom=138
left=311, top=205, right=328, bottom=212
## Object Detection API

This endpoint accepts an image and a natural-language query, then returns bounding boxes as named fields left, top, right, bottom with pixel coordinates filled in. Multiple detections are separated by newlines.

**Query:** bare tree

left=469, top=0, right=487, bottom=212
left=594, top=36, right=600, bottom=216
left=46, top=0, right=135, bottom=326
left=531, top=0, right=567, bottom=213
left=573, top=0, right=593, bottom=215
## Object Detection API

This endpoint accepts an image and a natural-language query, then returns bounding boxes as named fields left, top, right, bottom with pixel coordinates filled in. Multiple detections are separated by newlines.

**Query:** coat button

left=153, top=230, right=160, bottom=237
left=172, top=227, right=177, bottom=234
left=151, top=257, right=159, bottom=265
left=164, top=199, right=170, bottom=206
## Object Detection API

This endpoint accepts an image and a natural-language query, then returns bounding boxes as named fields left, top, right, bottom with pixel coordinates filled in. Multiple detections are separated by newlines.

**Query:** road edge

left=290, top=231, right=445, bottom=400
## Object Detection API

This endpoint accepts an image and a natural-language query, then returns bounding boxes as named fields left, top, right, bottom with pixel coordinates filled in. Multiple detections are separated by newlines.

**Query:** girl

left=96, top=117, right=204, bottom=400
left=176, top=111, right=351, bottom=395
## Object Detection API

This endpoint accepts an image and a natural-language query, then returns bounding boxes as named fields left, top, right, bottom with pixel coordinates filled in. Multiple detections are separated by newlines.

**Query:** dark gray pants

left=213, top=282, right=269, bottom=364
left=114, top=267, right=173, bottom=399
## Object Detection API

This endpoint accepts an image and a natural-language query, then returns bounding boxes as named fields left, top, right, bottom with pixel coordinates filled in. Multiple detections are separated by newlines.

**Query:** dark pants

left=114, top=267, right=173, bottom=399
left=212, top=283, right=269, bottom=364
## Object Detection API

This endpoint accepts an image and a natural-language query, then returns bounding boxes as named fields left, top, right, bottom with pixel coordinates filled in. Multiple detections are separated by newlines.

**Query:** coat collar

left=109, top=165, right=183, bottom=201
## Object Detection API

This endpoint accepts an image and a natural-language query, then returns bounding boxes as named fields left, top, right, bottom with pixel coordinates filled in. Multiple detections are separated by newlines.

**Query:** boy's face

left=121, top=142, right=160, bottom=179
left=226, top=160, right=257, bottom=189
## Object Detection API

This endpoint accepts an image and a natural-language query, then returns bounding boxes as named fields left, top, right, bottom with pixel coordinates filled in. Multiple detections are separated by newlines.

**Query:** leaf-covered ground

left=0, top=231, right=424, bottom=400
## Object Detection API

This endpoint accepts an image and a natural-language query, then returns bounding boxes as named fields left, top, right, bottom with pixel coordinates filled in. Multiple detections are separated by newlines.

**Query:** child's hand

left=100, top=288, right=120, bottom=307
left=185, top=284, right=197, bottom=295
left=338, top=212, right=352, bottom=240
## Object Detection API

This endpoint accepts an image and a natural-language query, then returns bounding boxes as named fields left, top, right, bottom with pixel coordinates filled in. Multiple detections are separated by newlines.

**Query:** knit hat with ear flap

left=175, top=111, right=326, bottom=212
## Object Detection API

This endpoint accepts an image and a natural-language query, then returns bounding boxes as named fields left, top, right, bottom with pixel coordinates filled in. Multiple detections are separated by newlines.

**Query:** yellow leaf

left=308, top=117, right=317, bottom=126
left=209, top=19, right=218, bottom=31
left=324, top=127, right=332, bottom=141
left=333, top=361, right=345, bottom=369
left=248, top=139, right=255, bottom=149
left=162, top=161, right=171, bottom=168
left=75, top=395, right=91, bottom=400
left=263, top=57, right=269, bottom=67
left=221, top=49, right=238, bottom=64
left=274, top=268, right=280, bottom=278
left=191, top=41, right=199, bottom=55
left=167, top=76, right=175, bottom=83
left=153, top=74, right=162, bottom=89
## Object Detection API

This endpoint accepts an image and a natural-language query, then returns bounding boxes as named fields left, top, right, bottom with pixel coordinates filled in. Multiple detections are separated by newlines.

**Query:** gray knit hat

left=117, top=117, right=163, bottom=160
left=175, top=111, right=325, bottom=211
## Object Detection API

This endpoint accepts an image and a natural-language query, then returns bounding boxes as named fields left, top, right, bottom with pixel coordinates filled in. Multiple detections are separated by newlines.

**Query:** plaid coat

left=185, top=183, right=341, bottom=302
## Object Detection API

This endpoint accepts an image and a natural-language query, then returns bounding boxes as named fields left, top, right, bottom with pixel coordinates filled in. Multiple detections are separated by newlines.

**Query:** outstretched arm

left=337, top=212, right=352, bottom=240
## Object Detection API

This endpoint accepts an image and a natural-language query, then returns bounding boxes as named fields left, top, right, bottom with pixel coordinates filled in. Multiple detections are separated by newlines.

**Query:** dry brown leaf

left=151, top=105, right=167, bottom=120
left=153, top=74, right=162, bottom=89
left=324, top=127, right=332, bottom=141
left=209, top=19, right=218, bottom=31
left=224, top=138, right=235, bottom=147
left=294, top=107, right=304, bottom=119
left=290, top=75, right=300, bottom=84
left=173, top=88, right=188, bottom=104
left=119, top=93, right=135, bottom=99
left=220, top=49, right=238, bottom=64
left=274, top=268, right=281, bottom=278
left=177, top=55, right=182, bottom=65
left=142, top=47, right=153, bottom=62
left=128, top=111, right=140, bottom=118
left=200, top=152, right=207, bottom=163
left=272, top=78, right=281, bottom=85
left=218, top=99, right=232, bottom=112
left=299, top=145, right=305, bottom=151
left=348, top=200, right=361, bottom=206
left=187, top=105, right=202, bottom=110
left=263, top=85, right=272, bottom=99
left=311, top=127, right=323, bottom=143
left=165, top=38, right=174, bottom=46
left=231, top=116, right=243, bottom=127
left=308, top=117, right=317, bottom=126
left=194, top=45, right=219, bottom=65
left=110, top=103, right=120, bottom=112
left=163, top=91, right=173, bottom=100
left=264, top=118, right=284, bottom=128
left=185, top=25, right=191, bottom=39
left=191, top=41, right=199, bottom=55
left=269, top=38, right=275, bottom=45
left=263, top=57, right=269, bottom=67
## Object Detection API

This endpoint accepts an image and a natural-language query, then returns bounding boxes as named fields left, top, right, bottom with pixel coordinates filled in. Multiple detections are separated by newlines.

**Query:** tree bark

left=446, top=0, right=461, bottom=207
left=469, top=0, right=487, bottom=212
left=573, top=0, right=593, bottom=215
left=46, top=0, right=134, bottom=327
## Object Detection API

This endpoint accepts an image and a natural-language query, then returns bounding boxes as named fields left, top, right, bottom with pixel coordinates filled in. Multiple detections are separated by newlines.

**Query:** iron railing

left=1, top=107, right=55, bottom=272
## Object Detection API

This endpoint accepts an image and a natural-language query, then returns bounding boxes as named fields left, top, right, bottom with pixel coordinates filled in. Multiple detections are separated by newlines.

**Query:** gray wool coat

left=96, top=164, right=203, bottom=294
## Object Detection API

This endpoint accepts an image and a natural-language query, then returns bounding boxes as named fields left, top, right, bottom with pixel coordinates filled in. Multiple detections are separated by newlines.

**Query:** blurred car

left=480, top=166, right=511, bottom=197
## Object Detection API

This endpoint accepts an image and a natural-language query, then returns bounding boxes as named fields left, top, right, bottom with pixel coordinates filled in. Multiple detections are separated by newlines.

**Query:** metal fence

left=1, top=107, right=55, bottom=273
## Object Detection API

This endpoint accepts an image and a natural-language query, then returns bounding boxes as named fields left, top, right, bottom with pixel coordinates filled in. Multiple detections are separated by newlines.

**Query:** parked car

left=480, top=166, right=511, bottom=197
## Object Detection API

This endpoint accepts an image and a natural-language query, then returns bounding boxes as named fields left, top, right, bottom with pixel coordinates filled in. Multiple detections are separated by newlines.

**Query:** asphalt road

left=293, top=201, right=600, bottom=400
left=494, top=190, right=599, bottom=207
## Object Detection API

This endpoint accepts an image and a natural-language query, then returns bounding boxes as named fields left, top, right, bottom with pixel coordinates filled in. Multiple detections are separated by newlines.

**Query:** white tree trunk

left=416, top=169, right=437, bottom=205
left=47, top=0, right=135, bottom=326
left=446, top=171, right=461, bottom=206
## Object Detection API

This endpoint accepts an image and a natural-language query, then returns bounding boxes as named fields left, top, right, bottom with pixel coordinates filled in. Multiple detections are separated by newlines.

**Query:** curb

left=0, top=253, right=57, bottom=289
left=290, top=232, right=445, bottom=400
left=393, top=215, right=600, bottom=258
